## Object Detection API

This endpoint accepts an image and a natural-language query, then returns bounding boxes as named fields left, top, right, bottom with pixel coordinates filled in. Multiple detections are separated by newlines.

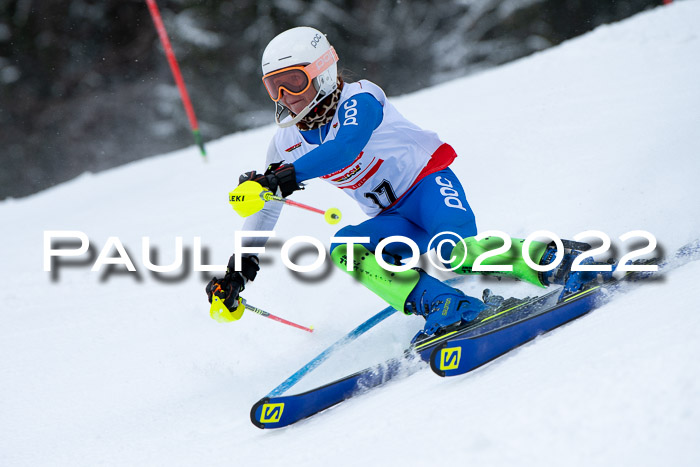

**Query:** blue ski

left=249, top=291, right=551, bottom=429
left=430, top=239, right=700, bottom=377
left=250, top=355, right=417, bottom=429
left=430, top=284, right=602, bottom=376
left=250, top=239, right=699, bottom=428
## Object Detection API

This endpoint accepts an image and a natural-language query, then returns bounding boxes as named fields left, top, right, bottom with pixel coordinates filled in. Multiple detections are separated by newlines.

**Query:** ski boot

left=406, top=270, right=487, bottom=340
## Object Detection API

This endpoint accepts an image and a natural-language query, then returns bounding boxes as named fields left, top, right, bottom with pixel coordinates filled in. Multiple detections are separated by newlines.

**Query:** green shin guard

left=449, top=236, right=549, bottom=287
left=331, top=244, right=420, bottom=314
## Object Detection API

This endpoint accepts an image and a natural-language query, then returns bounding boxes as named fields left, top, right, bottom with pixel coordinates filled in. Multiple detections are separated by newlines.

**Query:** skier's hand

left=239, top=163, right=301, bottom=198
left=205, top=255, right=260, bottom=309
left=264, top=162, right=301, bottom=197
left=206, top=275, right=243, bottom=310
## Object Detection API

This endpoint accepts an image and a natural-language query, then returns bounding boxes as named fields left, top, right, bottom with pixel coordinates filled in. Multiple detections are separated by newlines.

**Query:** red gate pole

left=145, top=0, right=206, bottom=157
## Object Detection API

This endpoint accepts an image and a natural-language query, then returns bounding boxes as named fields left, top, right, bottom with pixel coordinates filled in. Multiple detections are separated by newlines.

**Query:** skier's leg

left=394, top=168, right=477, bottom=263
left=331, top=211, right=429, bottom=265
left=400, top=168, right=553, bottom=286
left=449, top=236, right=550, bottom=287
left=448, top=238, right=602, bottom=289
left=330, top=173, right=486, bottom=334
left=330, top=212, right=425, bottom=313
left=382, top=169, right=486, bottom=331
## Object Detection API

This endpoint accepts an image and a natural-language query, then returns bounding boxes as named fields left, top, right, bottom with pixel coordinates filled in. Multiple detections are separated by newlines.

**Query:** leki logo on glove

left=260, top=403, right=285, bottom=423
left=439, top=347, right=461, bottom=371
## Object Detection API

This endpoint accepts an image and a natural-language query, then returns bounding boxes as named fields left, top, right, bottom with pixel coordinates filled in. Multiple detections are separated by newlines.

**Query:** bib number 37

left=365, top=179, right=397, bottom=209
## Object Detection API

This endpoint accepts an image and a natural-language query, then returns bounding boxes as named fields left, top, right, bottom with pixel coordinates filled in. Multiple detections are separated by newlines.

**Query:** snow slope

left=2, top=2, right=700, bottom=466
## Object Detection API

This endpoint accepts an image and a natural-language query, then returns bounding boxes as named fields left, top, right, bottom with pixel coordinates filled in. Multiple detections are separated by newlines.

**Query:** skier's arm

left=206, top=142, right=282, bottom=307
left=240, top=139, right=284, bottom=250
left=292, top=93, right=383, bottom=182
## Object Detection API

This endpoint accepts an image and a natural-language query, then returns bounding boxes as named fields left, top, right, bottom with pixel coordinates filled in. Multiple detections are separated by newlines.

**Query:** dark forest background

left=0, top=0, right=663, bottom=199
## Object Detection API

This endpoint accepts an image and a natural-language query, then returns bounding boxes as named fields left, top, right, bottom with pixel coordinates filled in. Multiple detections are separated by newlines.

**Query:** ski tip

left=250, top=397, right=270, bottom=429
left=429, top=342, right=449, bottom=377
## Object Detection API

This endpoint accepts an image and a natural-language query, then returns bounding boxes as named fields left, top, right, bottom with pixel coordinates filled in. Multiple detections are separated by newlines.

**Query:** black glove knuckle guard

left=239, top=171, right=256, bottom=185
left=272, top=163, right=300, bottom=198
left=239, top=170, right=269, bottom=188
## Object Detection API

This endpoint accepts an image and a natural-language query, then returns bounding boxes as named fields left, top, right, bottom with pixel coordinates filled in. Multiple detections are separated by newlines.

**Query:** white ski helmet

left=261, top=26, right=339, bottom=128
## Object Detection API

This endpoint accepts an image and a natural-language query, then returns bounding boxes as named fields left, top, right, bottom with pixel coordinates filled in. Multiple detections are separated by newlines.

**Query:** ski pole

left=229, top=181, right=342, bottom=225
left=262, top=191, right=341, bottom=224
left=240, top=298, right=314, bottom=333
left=210, top=295, right=314, bottom=333
left=145, top=0, right=206, bottom=158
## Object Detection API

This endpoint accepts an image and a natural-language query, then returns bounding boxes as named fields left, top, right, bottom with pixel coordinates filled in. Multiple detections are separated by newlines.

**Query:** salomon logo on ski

left=259, top=403, right=285, bottom=423
left=439, top=347, right=461, bottom=371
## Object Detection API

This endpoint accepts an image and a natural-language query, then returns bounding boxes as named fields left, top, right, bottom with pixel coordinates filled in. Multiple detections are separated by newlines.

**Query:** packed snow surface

left=2, top=2, right=700, bottom=466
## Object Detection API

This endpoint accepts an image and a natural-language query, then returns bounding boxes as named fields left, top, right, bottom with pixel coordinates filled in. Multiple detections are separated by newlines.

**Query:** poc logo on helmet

left=310, top=33, right=322, bottom=48
left=343, top=99, right=359, bottom=126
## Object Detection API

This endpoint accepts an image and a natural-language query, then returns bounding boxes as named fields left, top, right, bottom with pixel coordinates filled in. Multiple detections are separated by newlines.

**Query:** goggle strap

left=305, top=46, right=339, bottom=80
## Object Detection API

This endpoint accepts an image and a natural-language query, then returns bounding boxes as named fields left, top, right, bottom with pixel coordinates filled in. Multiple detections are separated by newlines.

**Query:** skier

left=206, top=27, right=561, bottom=337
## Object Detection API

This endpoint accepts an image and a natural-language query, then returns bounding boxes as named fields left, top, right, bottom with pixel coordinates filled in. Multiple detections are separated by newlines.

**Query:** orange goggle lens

left=262, top=67, right=312, bottom=102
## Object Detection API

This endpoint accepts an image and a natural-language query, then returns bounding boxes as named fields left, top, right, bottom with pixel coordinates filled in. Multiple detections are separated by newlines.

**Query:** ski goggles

left=262, top=47, right=339, bottom=102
